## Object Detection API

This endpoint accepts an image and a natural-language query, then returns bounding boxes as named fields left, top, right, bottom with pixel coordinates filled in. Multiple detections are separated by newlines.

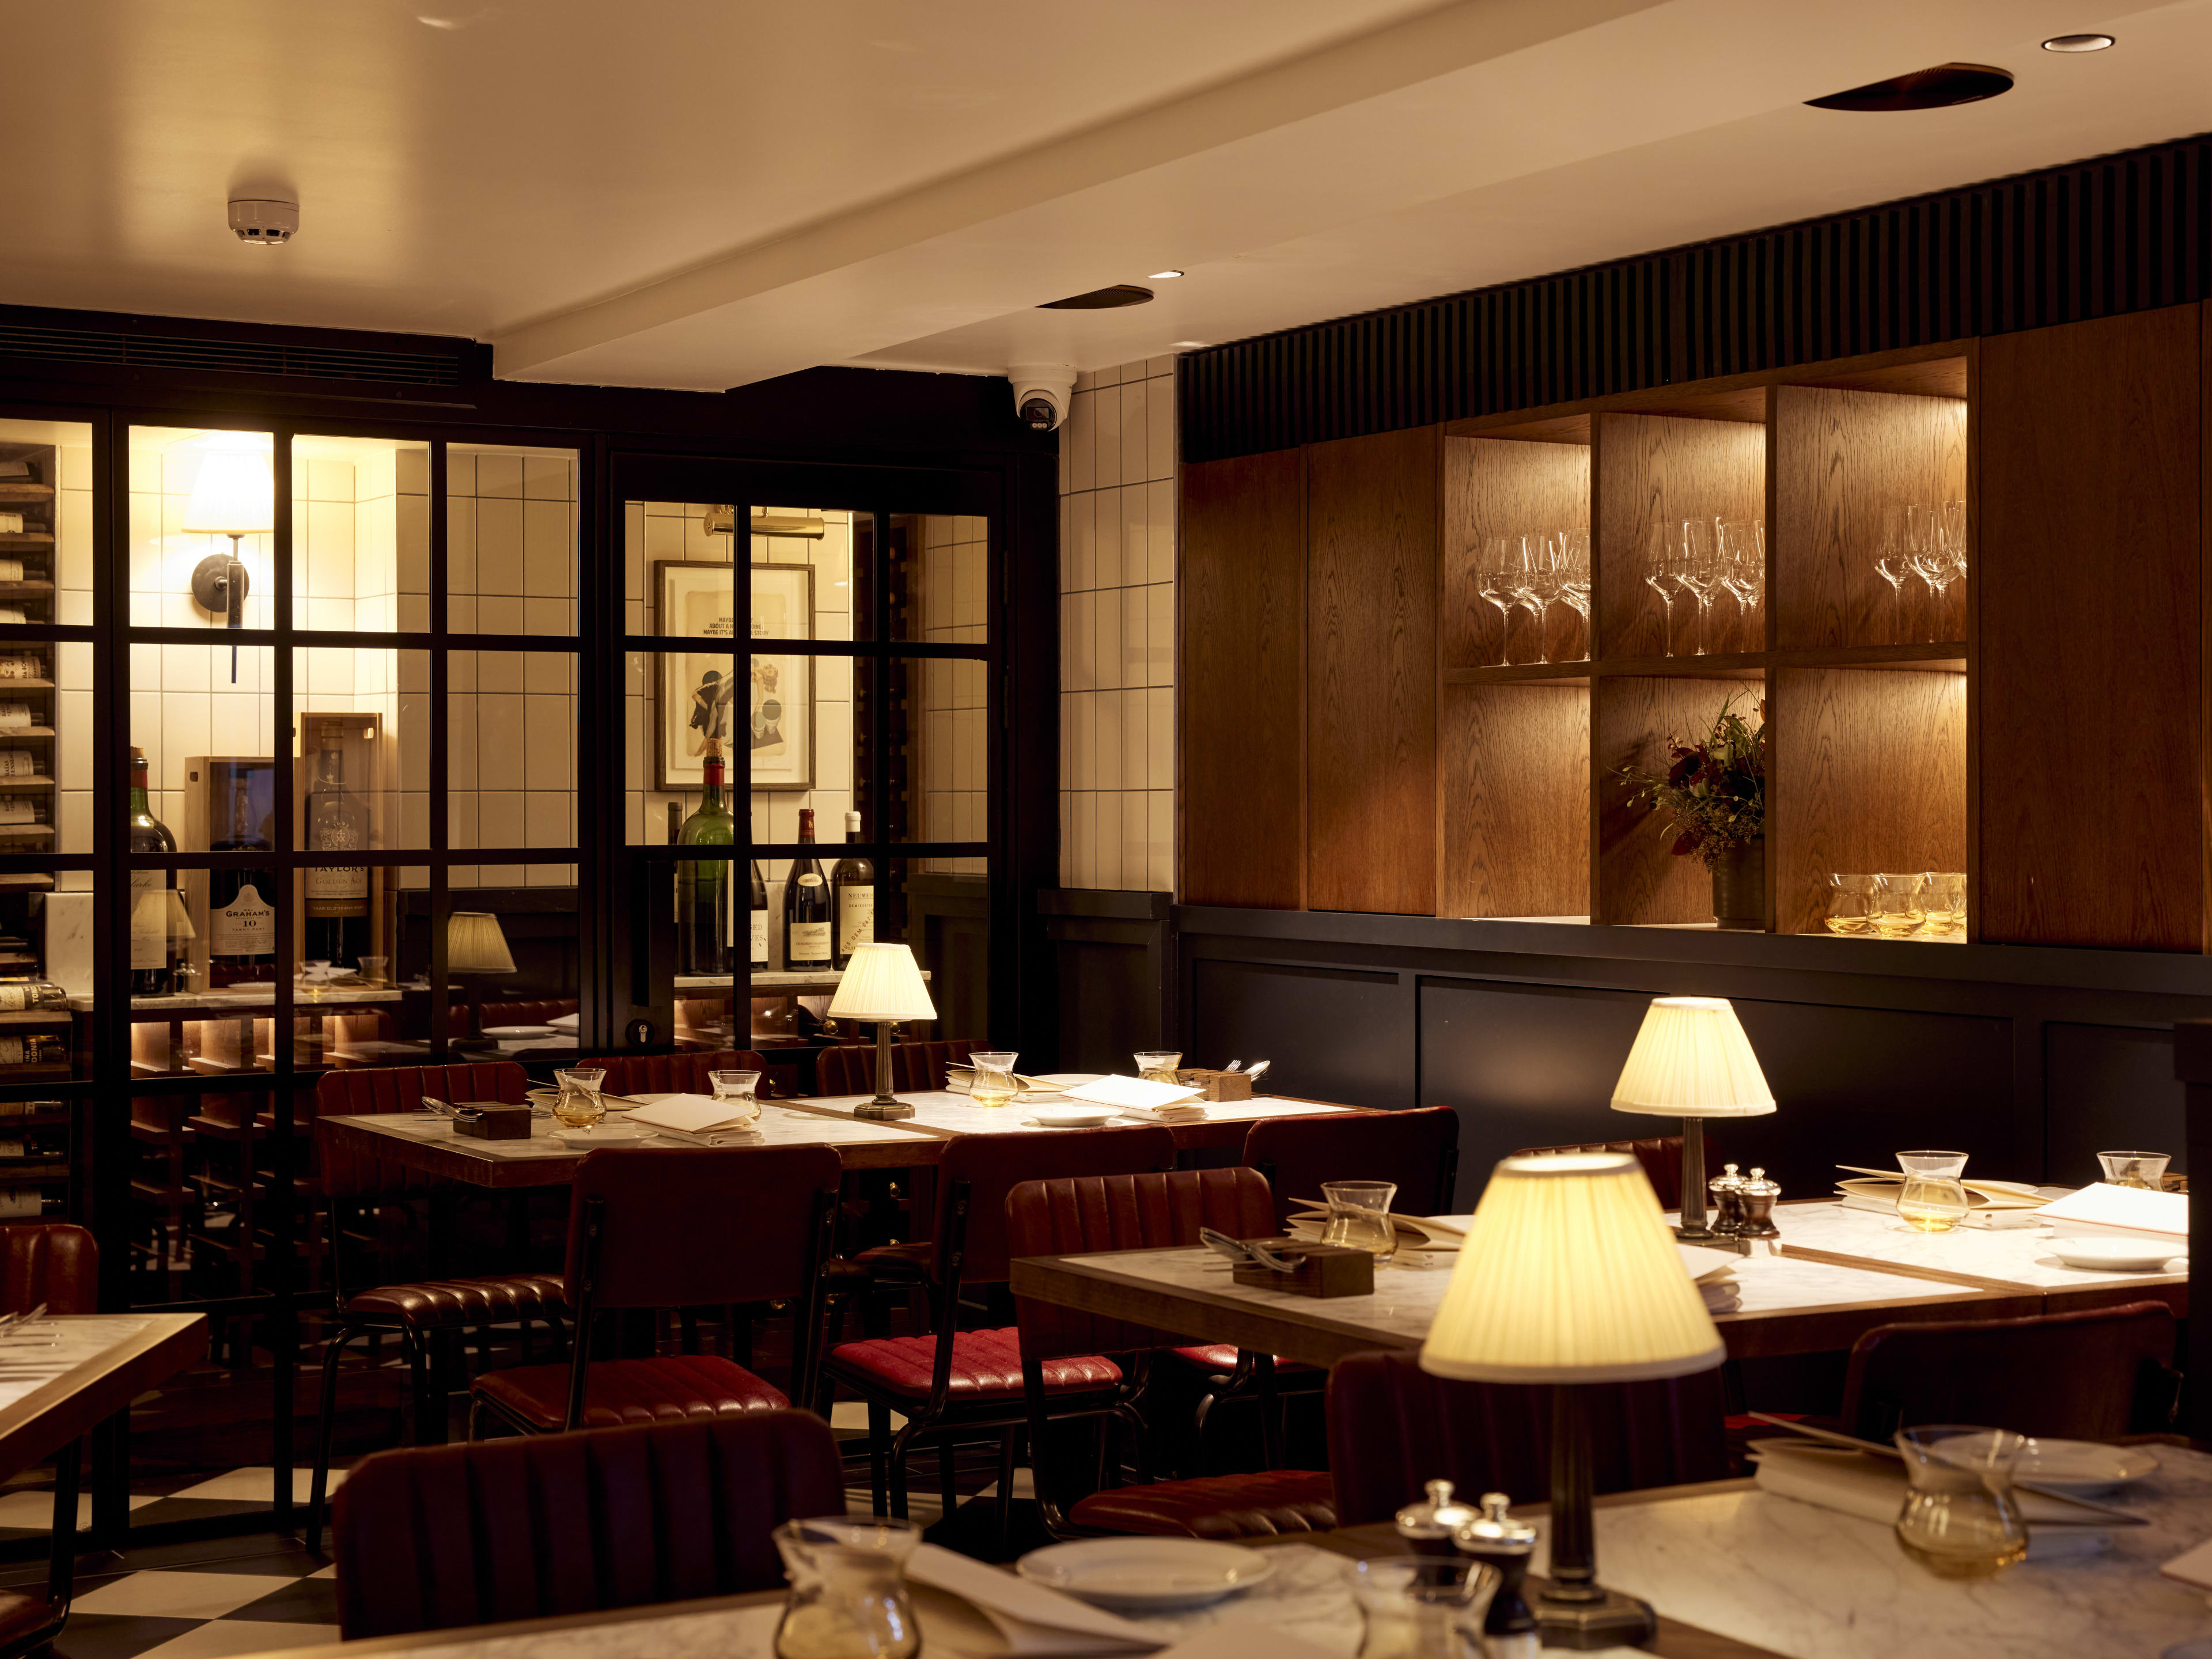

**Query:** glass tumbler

left=968, top=1051, right=1020, bottom=1109
left=552, top=1067, right=607, bottom=1129
left=1322, top=1180, right=1400, bottom=1262
left=708, top=1069, right=762, bottom=1123
left=1873, top=873, right=1926, bottom=938
left=1892, top=1426, right=2030, bottom=1580
left=1824, top=874, right=1878, bottom=936
left=1351, top=1556, right=1501, bottom=1659
left=1921, top=872, right=1967, bottom=938
left=2097, top=1150, right=2171, bottom=1190
left=1134, top=1050, right=1184, bottom=1085
left=1895, top=1150, right=1969, bottom=1232
left=774, top=1516, right=922, bottom=1659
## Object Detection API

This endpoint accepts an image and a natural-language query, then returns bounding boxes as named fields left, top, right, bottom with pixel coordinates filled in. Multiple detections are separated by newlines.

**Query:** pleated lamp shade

left=828, top=942, right=937, bottom=1023
left=1609, top=996, right=1774, bottom=1119
left=1421, top=1152, right=1725, bottom=1384
left=446, top=912, right=516, bottom=975
left=181, top=448, right=274, bottom=536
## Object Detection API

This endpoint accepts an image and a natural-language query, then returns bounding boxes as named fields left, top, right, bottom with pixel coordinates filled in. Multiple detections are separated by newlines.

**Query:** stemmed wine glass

left=1643, top=521, right=1679, bottom=656
left=1476, top=550, right=1516, bottom=666
left=1875, top=503, right=1915, bottom=644
left=1718, top=520, right=1763, bottom=645
left=1905, top=505, right=1954, bottom=643
left=1557, top=529, right=1592, bottom=661
left=1672, top=519, right=1722, bottom=656
left=1522, top=536, right=1567, bottom=665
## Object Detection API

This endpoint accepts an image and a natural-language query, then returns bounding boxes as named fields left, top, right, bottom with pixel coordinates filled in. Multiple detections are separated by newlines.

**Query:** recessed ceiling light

left=1171, top=340, right=1209, bottom=350
left=1149, top=270, right=1184, bottom=279
left=2042, top=32, right=2115, bottom=51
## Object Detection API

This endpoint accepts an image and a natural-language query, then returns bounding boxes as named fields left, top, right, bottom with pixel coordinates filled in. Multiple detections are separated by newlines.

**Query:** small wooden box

left=1229, top=1240, right=1374, bottom=1298
left=1176, top=1067, right=1254, bottom=1103
left=452, top=1102, right=533, bottom=1141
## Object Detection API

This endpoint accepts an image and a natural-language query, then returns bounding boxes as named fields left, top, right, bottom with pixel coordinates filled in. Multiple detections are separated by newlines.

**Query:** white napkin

left=2161, top=1533, right=2212, bottom=1592
left=2035, top=1181, right=2187, bottom=1243
left=548, top=1010, right=579, bottom=1029
left=1063, top=1075, right=1203, bottom=1113
left=624, top=1093, right=761, bottom=1135
left=906, top=1543, right=1157, bottom=1654
left=1748, top=1440, right=2108, bottom=1558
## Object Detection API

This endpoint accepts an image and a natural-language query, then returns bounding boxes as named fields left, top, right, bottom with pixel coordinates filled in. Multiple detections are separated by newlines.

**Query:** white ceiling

left=1, top=1, right=2207, bottom=389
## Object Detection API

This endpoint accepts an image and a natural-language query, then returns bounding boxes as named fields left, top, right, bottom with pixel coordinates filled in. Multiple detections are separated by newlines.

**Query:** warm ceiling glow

left=1149, top=270, right=1184, bottom=279
left=2042, top=33, right=2115, bottom=51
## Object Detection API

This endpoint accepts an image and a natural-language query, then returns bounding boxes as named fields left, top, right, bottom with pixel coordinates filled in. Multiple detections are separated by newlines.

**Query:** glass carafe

left=968, top=1051, right=1020, bottom=1109
left=774, top=1516, right=922, bottom=1659
left=1895, top=1150, right=1969, bottom=1233
left=2096, top=1150, right=2170, bottom=1190
left=1892, top=1426, right=2029, bottom=1580
left=1351, top=1556, right=1500, bottom=1659
left=1322, top=1180, right=1400, bottom=1262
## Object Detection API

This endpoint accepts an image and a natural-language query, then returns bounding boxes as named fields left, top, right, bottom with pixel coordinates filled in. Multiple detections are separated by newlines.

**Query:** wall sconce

left=181, top=444, right=273, bottom=683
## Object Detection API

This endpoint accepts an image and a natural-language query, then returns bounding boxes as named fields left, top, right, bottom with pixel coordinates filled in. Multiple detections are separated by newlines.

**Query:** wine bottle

left=0, top=1189, right=65, bottom=1219
left=127, top=746, right=176, bottom=996
left=785, top=808, right=832, bottom=970
left=831, top=810, right=874, bottom=968
left=0, top=1035, right=65, bottom=1066
left=749, top=859, right=769, bottom=970
left=675, top=742, right=734, bottom=976
left=304, top=724, right=370, bottom=971
left=0, top=979, right=66, bottom=1012
left=207, top=763, right=275, bottom=987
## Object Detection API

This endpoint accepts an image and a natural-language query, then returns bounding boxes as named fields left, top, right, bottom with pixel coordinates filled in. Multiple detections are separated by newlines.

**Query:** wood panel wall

left=1439, top=684, right=1589, bottom=918
left=1307, top=427, right=1439, bottom=914
left=1593, top=414, right=1767, bottom=660
left=1443, top=437, right=1590, bottom=669
left=1594, top=674, right=1765, bottom=926
left=1978, top=306, right=2205, bottom=950
left=1180, top=449, right=1307, bottom=909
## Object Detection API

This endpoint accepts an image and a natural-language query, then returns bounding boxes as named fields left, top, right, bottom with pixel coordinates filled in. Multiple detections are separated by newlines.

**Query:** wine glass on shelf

left=1476, top=541, right=1516, bottom=665
left=1505, top=535, right=1548, bottom=665
left=1718, top=520, right=1763, bottom=647
left=1876, top=502, right=1918, bottom=643
left=1642, top=521, right=1679, bottom=657
left=1522, top=535, right=1565, bottom=665
left=1905, top=503, right=1954, bottom=643
left=1558, top=528, right=1592, bottom=661
left=1672, top=519, right=1722, bottom=657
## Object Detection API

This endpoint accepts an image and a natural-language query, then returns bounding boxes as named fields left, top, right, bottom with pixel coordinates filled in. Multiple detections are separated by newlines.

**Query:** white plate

left=482, top=1025, right=557, bottom=1041
left=2048, top=1237, right=2184, bottom=1272
left=2016, top=1438, right=2159, bottom=1492
left=1030, top=1106, right=1117, bottom=1127
left=1015, top=1539, right=1272, bottom=1610
left=554, top=1126, right=651, bottom=1149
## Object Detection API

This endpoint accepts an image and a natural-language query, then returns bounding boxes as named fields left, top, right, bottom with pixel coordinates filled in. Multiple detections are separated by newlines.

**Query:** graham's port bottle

left=207, top=763, right=275, bottom=987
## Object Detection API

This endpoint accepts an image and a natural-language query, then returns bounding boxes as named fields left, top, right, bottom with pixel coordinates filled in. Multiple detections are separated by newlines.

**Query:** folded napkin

left=1063, top=1075, right=1204, bottom=1115
left=649, top=1126, right=765, bottom=1147
left=1748, top=1440, right=2108, bottom=1558
left=2160, top=1533, right=2212, bottom=1593
left=906, top=1542, right=1157, bottom=1654
left=549, top=1011, right=579, bottom=1029
left=624, top=1093, right=762, bottom=1136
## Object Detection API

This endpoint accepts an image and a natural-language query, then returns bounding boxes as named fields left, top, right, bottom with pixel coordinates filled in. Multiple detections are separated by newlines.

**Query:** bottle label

left=839, top=886, right=875, bottom=956
left=0, top=1038, right=28, bottom=1066
left=797, top=873, right=823, bottom=887
left=210, top=881, right=276, bottom=955
left=305, top=866, right=369, bottom=915
left=0, top=1189, right=38, bottom=1218
left=0, top=652, right=32, bottom=677
left=0, top=986, right=32, bottom=1012
left=788, top=921, right=831, bottom=963
left=0, top=798, right=32, bottom=824
left=0, top=704, right=31, bottom=730
left=130, top=872, right=166, bottom=971
left=0, top=751, right=31, bottom=778
left=749, top=910, right=768, bottom=966
left=0, top=1141, right=23, bottom=1159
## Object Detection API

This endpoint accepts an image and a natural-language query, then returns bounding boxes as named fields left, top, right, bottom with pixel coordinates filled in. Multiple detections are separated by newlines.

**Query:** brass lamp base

left=854, top=1097, right=914, bottom=1121
left=1536, top=1585, right=1657, bottom=1649
left=1672, top=1114, right=1716, bottom=1241
left=849, top=1018, right=911, bottom=1120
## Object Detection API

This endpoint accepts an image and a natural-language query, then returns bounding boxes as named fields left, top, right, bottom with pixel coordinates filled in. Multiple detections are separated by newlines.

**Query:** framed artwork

left=655, top=559, right=815, bottom=792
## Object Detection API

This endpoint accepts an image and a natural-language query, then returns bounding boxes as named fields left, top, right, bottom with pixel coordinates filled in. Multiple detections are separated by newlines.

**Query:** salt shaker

left=1453, top=1491, right=1538, bottom=1656
left=1737, top=1166, right=1782, bottom=1240
left=1394, top=1477, right=1480, bottom=1558
left=1708, top=1162, right=1747, bottom=1237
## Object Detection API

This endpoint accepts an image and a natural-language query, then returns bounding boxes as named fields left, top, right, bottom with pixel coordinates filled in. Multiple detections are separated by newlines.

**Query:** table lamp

left=827, top=942, right=937, bottom=1120
left=181, top=445, right=272, bottom=684
left=1422, top=1151, right=1724, bottom=1649
left=1609, top=995, right=1774, bottom=1241
left=446, top=911, right=515, bottom=1040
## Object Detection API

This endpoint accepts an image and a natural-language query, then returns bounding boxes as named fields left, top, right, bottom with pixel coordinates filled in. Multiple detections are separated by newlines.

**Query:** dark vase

left=1710, top=838, right=1766, bottom=930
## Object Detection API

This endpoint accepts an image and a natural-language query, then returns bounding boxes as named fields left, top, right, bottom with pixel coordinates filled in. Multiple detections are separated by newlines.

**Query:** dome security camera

left=1009, top=363, right=1077, bottom=431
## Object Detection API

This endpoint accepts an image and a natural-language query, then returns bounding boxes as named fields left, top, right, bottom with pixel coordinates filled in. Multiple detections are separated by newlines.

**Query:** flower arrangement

left=1617, top=695, right=1765, bottom=868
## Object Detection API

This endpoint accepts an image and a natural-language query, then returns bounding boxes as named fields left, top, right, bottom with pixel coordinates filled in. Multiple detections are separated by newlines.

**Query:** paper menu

left=623, top=1093, right=762, bottom=1135
left=2035, top=1181, right=2188, bottom=1241
left=1063, top=1075, right=1204, bottom=1112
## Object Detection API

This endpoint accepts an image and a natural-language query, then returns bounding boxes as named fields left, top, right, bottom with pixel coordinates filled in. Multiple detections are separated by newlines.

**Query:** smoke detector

left=229, top=199, right=298, bottom=247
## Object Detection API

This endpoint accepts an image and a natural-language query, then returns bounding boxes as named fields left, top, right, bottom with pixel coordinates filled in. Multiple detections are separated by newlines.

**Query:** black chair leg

left=887, top=1415, right=926, bottom=1522
left=404, top=1328, right=438, bottom=1446
left=679, top=1309, right=700, bottom=1355
left=938, top=1433, right=960, bottom=1524
left=995, top=1427, right=1018, bottom=1550
left=306, top=1324, right=359, bottom=1556
left=866, top=1401, right=891, bottom=1516
left=46, top=1439, right=79, bottom=1608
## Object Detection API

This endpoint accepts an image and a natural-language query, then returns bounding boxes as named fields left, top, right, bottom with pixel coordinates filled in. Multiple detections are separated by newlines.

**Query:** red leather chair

left=470, top=1145, right=842, bottom=1437
left=332, top=1409, right=844, bottom=1639
left=476, top=998, right=580, bottom=1032
left=578, top=1049, right=787, bottom=1101
left=821, top=1126, right=1175, bottom=1527
left=0, top=1224, right=101, bottom=1657
left=814, top=1039, right=978, bottom=1097
left=1512, top=1135, right=1716, bottom=1213
left=1840, top=1300, right=2180, bottom=1441
left=1007, top=1168, right=1338, bottom=1541
left=306, top=1063, right=560, bottom=1552
left=1326, top=1349, right=1729, bottom=1525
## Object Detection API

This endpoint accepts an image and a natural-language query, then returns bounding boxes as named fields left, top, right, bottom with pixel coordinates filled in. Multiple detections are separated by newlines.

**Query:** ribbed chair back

left=1842, top=1300, right=2180, bottom=1441
left=925, top=1127, right=1176, bottom=1289
left=815, top=1039, right=979, bottom=1098
left=1326, top=1349, right=1729, bottom=1525
left=1510, top=1135, right=1714, bottom=1212
left=0, top=1224, right=96, bottom=1315
left=313, top=1063, right=531, bottom=1202
left=579, top=1050, right=778, bottom=1099
left=1245, top=1105, right=1460, bottom=1225
left=476, top=999, right=579, bottom=1033
left=1009, top=1168, right=1274, bottom=1358
left=332, top=1410, right=844, bottom=1639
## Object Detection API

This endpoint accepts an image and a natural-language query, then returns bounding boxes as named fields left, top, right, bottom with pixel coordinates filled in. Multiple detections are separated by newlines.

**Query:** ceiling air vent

left=1806, top=63, right=2014, bottom=112
left=0, top=324, right=464, bottom=386
left=1037, top=285, right=1155, bottom=310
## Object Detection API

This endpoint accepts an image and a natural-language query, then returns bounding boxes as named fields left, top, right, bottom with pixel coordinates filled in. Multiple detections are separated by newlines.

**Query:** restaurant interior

left=0, top=6, right=2203, bottom=1658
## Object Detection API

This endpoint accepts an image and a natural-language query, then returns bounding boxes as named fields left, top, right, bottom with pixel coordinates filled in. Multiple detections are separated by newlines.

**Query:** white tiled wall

left=52, top=440, right=93, bottom=882
left=1060, top=358, right=1176, bottom=892
left=915, top=514, right=987, bottom=876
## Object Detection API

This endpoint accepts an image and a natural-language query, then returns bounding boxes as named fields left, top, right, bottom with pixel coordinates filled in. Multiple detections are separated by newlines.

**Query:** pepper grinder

left=1707, top=1162, right=1748, bottom=1238
left=1737, top=1165, right=1782, bottom=1240
left=1394, top=1478, right=1481, bottom=1559
left=1454, top=1491, right=1538, bottom=1657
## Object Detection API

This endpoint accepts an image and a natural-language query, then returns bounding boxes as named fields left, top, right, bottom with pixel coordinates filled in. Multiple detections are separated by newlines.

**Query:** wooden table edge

left=0, top=1313, right=205, bottom=1480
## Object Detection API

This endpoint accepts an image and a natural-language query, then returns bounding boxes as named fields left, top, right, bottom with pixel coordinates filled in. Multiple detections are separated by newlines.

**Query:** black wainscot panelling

left=1040, top=888, right=1173, bottom=1073
left=2046, top=1022, right=2186, bottom=1183
left=1190, top=957, right=1408, bottom=1111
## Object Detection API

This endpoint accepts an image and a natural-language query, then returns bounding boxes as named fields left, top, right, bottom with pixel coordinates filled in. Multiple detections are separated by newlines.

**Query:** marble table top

left=1539, top=1443, right=2212, bottom=1659
left=792, top=1089, right=1359, bottom=1137
left=1764, top=1199, right=2188, bottom=1291
left=327, top=1103, right=933, bottom=1162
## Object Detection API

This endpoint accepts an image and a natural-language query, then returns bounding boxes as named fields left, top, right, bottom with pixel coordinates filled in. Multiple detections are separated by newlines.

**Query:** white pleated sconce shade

left=181, top=448, right=274, bottom=536
left=1421, top=1152, right=1724, bottom=1384
left=828, top=942, right=937, bottom=1023
left=446, top=911, right=516, bottom=975
left=1609, top=996, right=1775, bottom=1119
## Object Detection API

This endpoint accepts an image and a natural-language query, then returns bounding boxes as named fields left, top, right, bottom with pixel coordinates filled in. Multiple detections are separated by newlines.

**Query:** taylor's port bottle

left=784, top=808, right=832, bottom=970
left=127, top=747, right=176, bottom=995
left=831, top=810, right=874, bottom=968
left=304, top=726, right=370, bottom=970
left=675, top=743, right=734, bottom=975
left=207, top=763, right=275, bottom=987
left=749, top=859, right=769, bottom=970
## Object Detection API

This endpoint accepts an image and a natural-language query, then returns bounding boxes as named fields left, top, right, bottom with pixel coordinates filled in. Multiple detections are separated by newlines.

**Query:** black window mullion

left=266, top=428, right=297, bottom=1527
left=91, top=407, right=126, bottom=1311
left=428, top=440, right=449, bottom=1059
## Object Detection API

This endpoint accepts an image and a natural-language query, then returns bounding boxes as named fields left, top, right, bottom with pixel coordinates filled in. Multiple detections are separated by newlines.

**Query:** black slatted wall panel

left=1184, top=131, right=2212, bottom=461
